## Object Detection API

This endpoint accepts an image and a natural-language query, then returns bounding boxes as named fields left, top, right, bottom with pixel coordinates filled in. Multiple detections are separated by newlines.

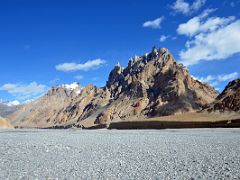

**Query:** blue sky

left=0, top=0, right=240, bottom=103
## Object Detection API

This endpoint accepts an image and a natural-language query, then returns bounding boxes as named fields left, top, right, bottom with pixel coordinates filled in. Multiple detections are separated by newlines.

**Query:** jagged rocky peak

left=47, top=82, right=81, bottom=97
left=127, top=46, right=171, bottom=66
left=106, top=46, right=179, bottom=92
left=106, top=63, right=124, bottom=88
left=104, top=46, right=218, bottom=118
left=113, top=62, right=123, bottom=74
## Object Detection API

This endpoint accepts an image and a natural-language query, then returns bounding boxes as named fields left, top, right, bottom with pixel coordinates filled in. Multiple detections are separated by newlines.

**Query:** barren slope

left=0, top=116, right=13, bottom=129
left=207, top=78, right=240, bottom=112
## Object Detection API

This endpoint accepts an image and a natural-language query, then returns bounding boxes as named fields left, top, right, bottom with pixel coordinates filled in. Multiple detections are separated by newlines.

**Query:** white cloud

left=160, top=35, right=177, bottom=42
left=217, top=72, right=239, bottom=81
left=199, top=8, right=217, bottom=19
left=177, top=14, right=235, bottom=37
left=49, top=78, right=60, bottom=84
left=171, top=0, right=190, bottom=14
left=197, top=72, right=238, bottom=87
left=23, top=99, right=35, bottom=104
left=177, top=17, right=200, bottom=36
left=56, top=59, right=106, bottom=72
left=191, top=0, right=206, bottom=11
left=177, top=10, right=240, bottom=66
left=171, top=0, right=206, bottom=15
left=160, top=35, right=168, bottom=42
left=198, top=75, right=215, bottom=83
left=0, top=82, right=47, bottom=101
left=179, top=20, right=240, bottom=66
left=143, top=17, right=164, bottom=29
left=74, top=75, right=84, bottom=80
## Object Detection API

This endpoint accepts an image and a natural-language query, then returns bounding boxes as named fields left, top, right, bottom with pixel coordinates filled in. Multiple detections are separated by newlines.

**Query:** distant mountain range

left=4, top=47, right=240, bottom=129
left=0, top=100, right=20, bottom=117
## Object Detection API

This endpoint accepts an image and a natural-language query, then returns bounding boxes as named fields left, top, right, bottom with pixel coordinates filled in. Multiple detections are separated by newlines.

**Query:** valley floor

left=0, top=129, right=240, bottom=179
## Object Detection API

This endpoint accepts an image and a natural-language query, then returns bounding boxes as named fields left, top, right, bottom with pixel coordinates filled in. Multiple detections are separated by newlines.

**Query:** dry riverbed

left=0, top=128, right=240, bottom=179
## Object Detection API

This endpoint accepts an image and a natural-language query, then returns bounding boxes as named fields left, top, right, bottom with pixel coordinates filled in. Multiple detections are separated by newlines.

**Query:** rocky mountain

left=8, top=47, right=219, bottom=128
left=8, top=83, right=82, bottom=127
left=0, top=100, right=20, bottom=117
left=207, top=78, right=240, bottom=112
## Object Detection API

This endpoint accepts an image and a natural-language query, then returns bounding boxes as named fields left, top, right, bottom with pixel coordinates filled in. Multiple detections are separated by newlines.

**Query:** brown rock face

left=103, top=47, right=218, bottom=119
left=207, top=78, right=240, bottom=112
left=8, top=83, right=110, bottom=128
left=8, top=47, right=218, bottom=128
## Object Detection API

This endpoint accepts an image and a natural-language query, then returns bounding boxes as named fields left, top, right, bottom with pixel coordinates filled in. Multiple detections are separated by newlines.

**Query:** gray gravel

left=0, top=128, right=240, bottom=180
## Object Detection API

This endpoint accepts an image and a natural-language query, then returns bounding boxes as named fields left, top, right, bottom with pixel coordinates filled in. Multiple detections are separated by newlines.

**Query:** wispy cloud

left=177, top=9, right=240, bottom=66
left=0, top=82, right=47, bottom=101
left=177, top=10, right=233, bottom=37
left=92, top=77, right=99, bottom=81
left=56, top=59, right=106, bottom=72
left=159, top=35, right=176, bottom=42
left=160, top=35, right=168, bottom=42
left=171, top=0, right=206, bottom=15
left=49, top=78, right=60, bottom=84
left=196, top=72, right=239, bottom=87
left=74, top=75, right=84, bottom=80
left=143, top=17, right=164, bottom=29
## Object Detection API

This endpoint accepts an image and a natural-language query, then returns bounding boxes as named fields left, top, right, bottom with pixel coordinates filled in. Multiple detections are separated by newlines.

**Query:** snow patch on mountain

left=0, top=99, right=20, bottom=106
left=61, top=82, right=82, bottom=95
left=6, top=100, right=20, bottom=106
left=62, top=82, right=80, bottom=90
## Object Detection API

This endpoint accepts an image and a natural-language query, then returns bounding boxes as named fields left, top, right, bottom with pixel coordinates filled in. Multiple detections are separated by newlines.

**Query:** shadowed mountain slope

left=207, top=78, right=240, bottom=112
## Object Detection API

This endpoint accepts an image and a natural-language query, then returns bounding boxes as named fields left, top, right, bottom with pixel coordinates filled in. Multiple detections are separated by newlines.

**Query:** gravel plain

left=0, top=128, right=240, bottom=179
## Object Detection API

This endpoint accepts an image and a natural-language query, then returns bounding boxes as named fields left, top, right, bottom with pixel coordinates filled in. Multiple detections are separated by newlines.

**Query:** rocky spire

left=106, top=62, right=124, bottom=88
left=133, top=55, right=139, bottom=63
left=151, top=46, right=158, bottom=60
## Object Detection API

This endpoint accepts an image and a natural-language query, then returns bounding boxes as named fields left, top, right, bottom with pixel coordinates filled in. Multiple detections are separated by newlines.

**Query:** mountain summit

left=9, top=47, right=218, bottom=128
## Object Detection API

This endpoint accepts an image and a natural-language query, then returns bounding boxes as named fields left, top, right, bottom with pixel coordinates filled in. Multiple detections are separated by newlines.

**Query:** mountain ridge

left=0, top=100, right=20, bottom=117
left=8, top=47, right=219, bottom=128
